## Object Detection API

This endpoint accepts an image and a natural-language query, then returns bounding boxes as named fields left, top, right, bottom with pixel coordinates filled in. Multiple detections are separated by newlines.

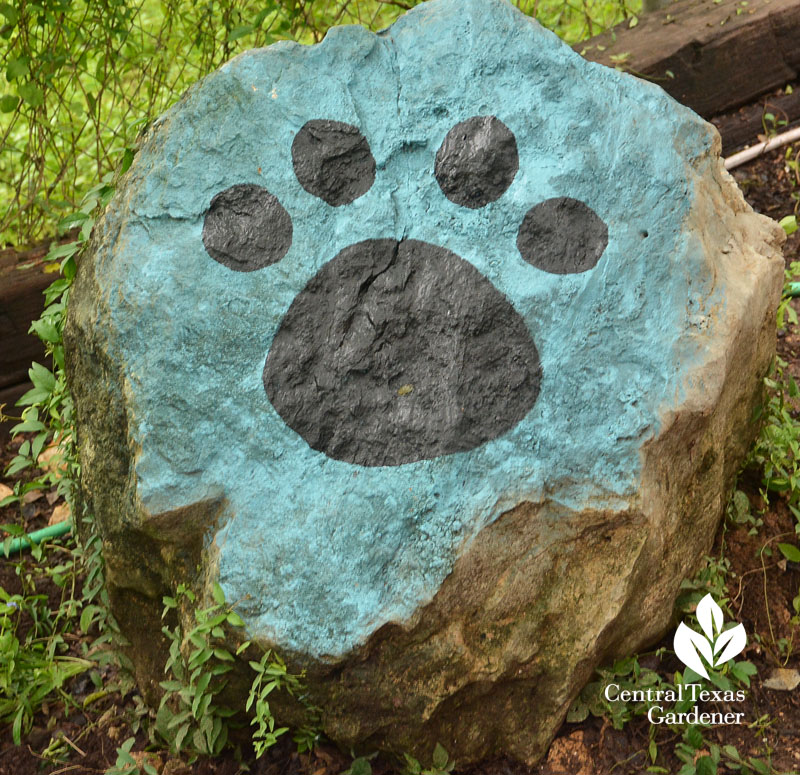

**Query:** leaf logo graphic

left=673, top=594, right=747, bottom=679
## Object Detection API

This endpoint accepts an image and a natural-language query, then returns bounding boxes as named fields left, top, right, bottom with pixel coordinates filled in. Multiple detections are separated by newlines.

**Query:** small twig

left=60, top=735, right=87, bottom=757
left=730, top=563, right=781, bottom=611
left=758, top=532, right=796, bottom=651
left=47, top=765, right=88, bottom=775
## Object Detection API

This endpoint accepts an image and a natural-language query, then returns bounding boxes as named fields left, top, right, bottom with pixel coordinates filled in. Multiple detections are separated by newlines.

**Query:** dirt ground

left=1, top=135, right=800, bottom=774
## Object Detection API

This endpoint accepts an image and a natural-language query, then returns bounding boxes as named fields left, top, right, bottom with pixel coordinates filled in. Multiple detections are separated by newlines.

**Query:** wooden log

left=0, top=243, right=55, bottom=441
left=0, top=245, right=51, bottom=392
left=576, top=0, right=800, bottom=119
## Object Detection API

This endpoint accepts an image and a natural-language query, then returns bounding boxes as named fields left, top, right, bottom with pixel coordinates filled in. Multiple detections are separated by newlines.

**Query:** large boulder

left=65, top=0, right=785, bottom=765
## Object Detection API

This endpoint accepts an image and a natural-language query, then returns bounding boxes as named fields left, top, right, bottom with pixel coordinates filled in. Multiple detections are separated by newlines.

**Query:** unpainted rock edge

left=65, top=203, right=233, bottom=700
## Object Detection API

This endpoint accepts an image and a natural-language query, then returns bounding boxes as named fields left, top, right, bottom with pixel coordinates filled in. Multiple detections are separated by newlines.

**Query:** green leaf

left=432, top=743, right=449, bottom=771
left=5, top=456, right=31, bottom=476
left=11, top=413, right=45, bottom=432
left=566, top=701, right=589, bottom=723
left=46, top=241, right=80, bottom=261
left=121, top=147, right=135, bottom=173
left=30, top=318, right=60, bottom=343
left=227, top=611, right=245, bottom=627
left=12, top=707, right=23, bottom=746
left=253, top=4, right=276, bottom=26
left=57, top=211, right=89, bottom=232
left=18, top=82, right=44, bottom=107
left=80, top=605, right=99, bottom=633
left=117, top=750, right=137, bottom=766
left=695, top=755, right=717, bottom=775
left=685, top=725, right=704, bottom=750
left=0, top=93, right=19, bottom=112
left=723, top=745, right=742, bottom=761
left=120, top=736, right=136, bottom=753
left=212, top=582, right=226, bottom=605
left=730, top=660, right=757, bottom=687
left=730, top=490, right=750, bottom=523
left=778, top=542, right=800, bottom=562
left=0, top=3, right=19, bottom=24
left=173, top=721, right=190, bottom=753
left=780, top=215, right=798, bottom=236
left=748, top=758, right=771, bottom=775
left=349, top=757, right=373, bottom=775
left=15, top=386, right=49, bottom=406
left=6, top=56, right=29, bottom=81
left=707, top=669, right=733, bottom=692
left=31, top=431, right=46, bottom=461
left=29, top=362, right=55, bottom=392
left=227, top=24, right=254, bottom=41
left=403, top=753, right=422, bottom=775
left=167, top=709, right=192, bottom=729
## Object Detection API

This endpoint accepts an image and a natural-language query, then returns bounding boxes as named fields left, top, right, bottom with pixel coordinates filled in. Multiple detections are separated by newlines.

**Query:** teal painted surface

left=95, top=0, right=717, bottom=657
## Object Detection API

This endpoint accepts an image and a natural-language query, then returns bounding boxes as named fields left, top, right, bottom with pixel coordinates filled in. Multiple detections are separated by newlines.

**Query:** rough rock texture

left=64, top=0, right=785, bottom=765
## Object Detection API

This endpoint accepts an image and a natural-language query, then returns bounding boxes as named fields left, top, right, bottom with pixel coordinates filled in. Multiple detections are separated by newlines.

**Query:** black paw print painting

left=114, top=0, right=707, bottom=655
left=202, top=116, right=607, bottom=468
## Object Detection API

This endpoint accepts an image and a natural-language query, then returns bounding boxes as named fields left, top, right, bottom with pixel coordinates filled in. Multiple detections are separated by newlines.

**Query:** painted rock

left=65, top=0, right=785, bottom=764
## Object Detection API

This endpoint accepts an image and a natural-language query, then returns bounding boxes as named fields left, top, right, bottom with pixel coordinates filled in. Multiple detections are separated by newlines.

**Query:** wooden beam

left=0, top=244, right=51, bottom=392
left=576, top=0, right=800, bottom=118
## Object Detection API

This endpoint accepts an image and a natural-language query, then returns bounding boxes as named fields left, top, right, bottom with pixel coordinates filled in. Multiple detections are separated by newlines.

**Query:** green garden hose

left=4, top=520, right=72, bottom=556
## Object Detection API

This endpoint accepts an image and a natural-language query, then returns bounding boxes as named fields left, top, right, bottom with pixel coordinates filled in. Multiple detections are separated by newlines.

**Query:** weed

left=1, top=176, right=117, bottom=514
left=247, top=647, right=304, bottom=757
left=748, top=353, right=800, bottom=515
left=155, top=583, right=241, bottom=757
left=402, top=744, right=457, bottom=775
left=344, top=753, right=379, bottom=775
left=155, top=581, right=310, bottom=760
left=761, top=110, right=788, bottom=139
left=0, top=178, right=132, bottom=759
left=727, top=490, right=764, bottom=535
left=0, top=584, right=92, bottom=744
left=106, top=736, right=158, bottom=775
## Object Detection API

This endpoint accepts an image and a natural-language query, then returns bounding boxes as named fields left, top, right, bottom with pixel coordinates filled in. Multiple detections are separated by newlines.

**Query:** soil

left=1, top=137, right=800, bottom=775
